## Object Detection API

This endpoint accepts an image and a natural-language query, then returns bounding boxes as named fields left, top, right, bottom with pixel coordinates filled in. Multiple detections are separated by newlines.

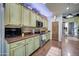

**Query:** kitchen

left=0, top=3, right=79, bottom=56
left=4, top=3, right=50, bottom=56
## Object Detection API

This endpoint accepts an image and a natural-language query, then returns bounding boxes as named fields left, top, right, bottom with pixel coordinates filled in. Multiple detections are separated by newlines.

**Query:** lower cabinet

left=25, top=38, right=34, bottom=56
left=10, top=45, right=25, bottom=56
left=46, top=32, right=50, bottom=41
left=7, top=35, right=41, bottom=56
left=34, top=36, right=40, bottom=51
left=43, top=32, right=50, bottom=42
left=25, top=36, right=40, bottom=56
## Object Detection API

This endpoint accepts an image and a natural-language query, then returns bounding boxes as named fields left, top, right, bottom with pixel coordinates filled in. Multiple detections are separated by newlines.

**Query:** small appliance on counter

left=5, top=28, right=22, bottom=38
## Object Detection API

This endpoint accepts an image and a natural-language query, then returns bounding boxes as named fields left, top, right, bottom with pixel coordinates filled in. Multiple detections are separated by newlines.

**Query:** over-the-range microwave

left=36, top=20, right=43, bottom=27
left=5, top=28, right=22, bottom=38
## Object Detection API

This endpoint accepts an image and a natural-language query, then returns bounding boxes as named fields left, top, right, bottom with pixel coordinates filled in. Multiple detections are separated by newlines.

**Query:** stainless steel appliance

left=36, top=20, right=43, bottom=28
left=5, top=28, right=22, bottom=38
left=39, top=32, right=46, bottom=47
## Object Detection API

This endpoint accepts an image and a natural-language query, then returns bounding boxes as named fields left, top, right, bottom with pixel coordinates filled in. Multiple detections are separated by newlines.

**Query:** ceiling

left=46, top=3, right=79, bottom=16
left=24, top=3, right=52, bottom=18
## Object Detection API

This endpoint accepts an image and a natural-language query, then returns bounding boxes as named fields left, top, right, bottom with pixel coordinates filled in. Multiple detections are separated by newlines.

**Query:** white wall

left=64, top=17, right=78, bottom=37
left=74, top=22, right=78, bottom=37
left=48, top=15, right=63, bottom=41
left=0, top=4, right=6, bottom=56
left=56, top=15, right=63, bottom=41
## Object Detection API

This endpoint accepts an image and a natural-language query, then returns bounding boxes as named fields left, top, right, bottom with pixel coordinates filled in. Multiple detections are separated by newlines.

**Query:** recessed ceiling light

left=66, top=7, right=69, bottom=10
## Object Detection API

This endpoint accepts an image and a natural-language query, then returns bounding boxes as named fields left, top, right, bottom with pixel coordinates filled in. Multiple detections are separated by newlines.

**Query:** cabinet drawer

left=25, top=37, right=33, bottom=44
left=34, top=36, right=40, bottom=39
left=10, top=40, right=25, bottom=48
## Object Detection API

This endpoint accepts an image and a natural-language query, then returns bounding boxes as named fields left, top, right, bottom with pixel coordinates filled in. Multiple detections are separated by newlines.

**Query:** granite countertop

left=5, top=31, right=50, bottom=44
left=5, top=34, right=39, bottom=44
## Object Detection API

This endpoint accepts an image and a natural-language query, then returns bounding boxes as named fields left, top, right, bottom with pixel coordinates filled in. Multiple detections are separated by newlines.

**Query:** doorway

left=69, top=22, right=74, bottom=36
left=52, top=22, right=59, bottom=41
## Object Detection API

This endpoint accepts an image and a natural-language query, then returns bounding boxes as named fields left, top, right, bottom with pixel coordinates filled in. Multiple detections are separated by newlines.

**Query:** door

left=30, top=11, right=36, bottom=27
left=69, top=22, right=74, bottom=36
left=34, top=36, right=40, bottom=50
left=46, top=32, right=50, bottom=41
left=52, top=22, right=58, bottom=41
left=4, top=4, right=10, bottom=25
left=22, top=6, right=30, bottom=26
left=10, top=45, right=25, bottom=56
left=9, top=4, right=21, bottom=25
left=26, top=38, right=34, bottom=56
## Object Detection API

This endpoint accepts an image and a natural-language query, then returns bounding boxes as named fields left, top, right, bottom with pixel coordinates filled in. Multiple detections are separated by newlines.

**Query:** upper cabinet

left=21, top=6, right=30, bottom=26
left=5, top=4, right=22, bottom=26
left=5, top=3, right=48, bottom=28
left=43, top=18, right=48, bottom=28
left=30, top=11, right=37, bottom=27
left=75, top=17, right=79, bottom=25
left=4, top=4, right=10, bottom=25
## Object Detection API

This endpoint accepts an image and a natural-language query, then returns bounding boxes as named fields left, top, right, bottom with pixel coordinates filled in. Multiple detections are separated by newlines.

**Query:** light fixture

left=66, top=7, right=69, bottom=10
left=66, top=14, right=73, bottom=18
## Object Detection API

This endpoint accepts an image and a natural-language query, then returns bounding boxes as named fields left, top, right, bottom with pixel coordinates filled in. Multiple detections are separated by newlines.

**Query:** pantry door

left=52, top=22, right=59, bottom=41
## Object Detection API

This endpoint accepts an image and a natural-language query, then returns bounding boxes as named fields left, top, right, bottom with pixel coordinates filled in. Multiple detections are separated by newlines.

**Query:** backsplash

left=22, top=27, right=33, bottom=33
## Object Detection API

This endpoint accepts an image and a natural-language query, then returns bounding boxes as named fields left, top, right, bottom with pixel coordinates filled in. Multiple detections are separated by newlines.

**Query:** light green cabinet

left=10, top=45, right=25, bottom=56
left=9, top=40, right=25, bottom=56
left=25, top=36, right=40, bottom=56
left=22, top=6, right=30, bottom=26
left=75, top=17, right=79, bottom=25
left=7, top=35, right=40, bottom=56
left=43, top=18, right=48, bottom=28
left=5, top=4, right=21, bottom=26
left=46, top=32, right=50, bottom=41
left=43, top=32, right=50, bottom=42
left=36, top=14, right=39, bottom=21
left=30, top=11, right=36, bottom=27
left=34, top=36, right=40, bottom=50
left=43, top=18, right=46, bottom=28
left=4, top=4, right=10, bottom=25
left=25, top=38, right=34, bottom=56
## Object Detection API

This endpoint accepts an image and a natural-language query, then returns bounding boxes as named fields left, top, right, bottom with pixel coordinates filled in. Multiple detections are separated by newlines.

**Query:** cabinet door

left=34, top=36, right=40, bottom=50
left=30, top=11, right=36, bottom=27
left=9, top=4, right=21, bottom=25
left=43, top=18, right=45, bottom=27
left=46, top=33, right=50, bottom=41
left=43, top=18, right=48, bottom=28
left=46, top=20, right=48, bottom=28
left=10, top=46, right=25, bottom=56
left=22, top=6, right=30, bottom=26
left=36, top=14, right=39, bottom=21
left=75, top=17, right=79, bottom=25
left=4, top=4, right=10, bottom=25
left=26, top=38, right=34, bottom=56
